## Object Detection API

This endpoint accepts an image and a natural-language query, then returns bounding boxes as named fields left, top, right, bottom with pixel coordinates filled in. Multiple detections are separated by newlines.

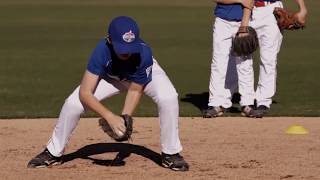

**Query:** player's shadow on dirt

left=180, top=92, right=241, bottom=113
left=62, top=143, right=162, bottom=167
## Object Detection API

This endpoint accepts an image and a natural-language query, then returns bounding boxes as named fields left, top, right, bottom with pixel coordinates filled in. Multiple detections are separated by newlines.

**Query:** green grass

left=0, top=1, right=319, bottom=118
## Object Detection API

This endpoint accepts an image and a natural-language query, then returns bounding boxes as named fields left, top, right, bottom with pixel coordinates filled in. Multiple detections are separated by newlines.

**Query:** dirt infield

left=1, top=117, right=320, bottom=180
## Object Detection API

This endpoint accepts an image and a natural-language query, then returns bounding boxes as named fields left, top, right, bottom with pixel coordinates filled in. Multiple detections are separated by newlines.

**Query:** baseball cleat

left=203, top=106, right=225, bottom=118
left=252, top=105, right=269, bottom=118
left=27, top=149, right=62, bottom=168
left=241, top=105, right=255, bottom=117
left=161, top=153, right=189, bottom=171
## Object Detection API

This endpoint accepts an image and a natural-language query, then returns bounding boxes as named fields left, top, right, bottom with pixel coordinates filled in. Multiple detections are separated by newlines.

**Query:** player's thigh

left=93, top=78, right=126, bottom=101
left=256, top=14, right=283, bottom=54
left=213, top=18, right=239, bottom=56
left=144, top=60, right=178, bottom=101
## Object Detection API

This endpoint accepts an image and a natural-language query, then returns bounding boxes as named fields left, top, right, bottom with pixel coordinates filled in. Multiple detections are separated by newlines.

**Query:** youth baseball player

left=27, top=16, right=189, bottom=171
left=248, top=0, right=307, bottom=117
left=203, top=0, right=257, bottom=118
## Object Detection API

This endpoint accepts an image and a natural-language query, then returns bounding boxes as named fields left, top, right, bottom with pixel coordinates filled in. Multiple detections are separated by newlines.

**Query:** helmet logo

left=122, top=30, right=135, bottom=43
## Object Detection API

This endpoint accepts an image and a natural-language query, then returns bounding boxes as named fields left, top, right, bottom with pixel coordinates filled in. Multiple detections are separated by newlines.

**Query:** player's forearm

left=79, top=70, right=114, bottom=119
left=122, top=82, right=144, bottom=116
left=80, top=91, right=114, bottom=119
left=295, top=0, right=307, bottom=14
left=241, top=7, right=251, bottom=26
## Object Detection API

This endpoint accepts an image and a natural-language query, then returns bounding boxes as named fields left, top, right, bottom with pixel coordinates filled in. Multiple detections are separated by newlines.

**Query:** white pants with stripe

left=250, top=1, right=283, bottom=108
left=46, top=59, right=183, bottom=157
left=208, top=17, right=255, bottom=108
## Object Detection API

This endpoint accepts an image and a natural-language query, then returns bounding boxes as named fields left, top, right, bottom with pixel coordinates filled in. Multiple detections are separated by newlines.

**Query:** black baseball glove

left=232, top=26, right=259, bottom=57
left=98, top=114, right=133, bottom=142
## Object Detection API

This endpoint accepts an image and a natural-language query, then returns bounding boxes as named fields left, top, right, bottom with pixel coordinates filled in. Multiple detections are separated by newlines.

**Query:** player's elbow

left=79, top=87, right=92, bottom=105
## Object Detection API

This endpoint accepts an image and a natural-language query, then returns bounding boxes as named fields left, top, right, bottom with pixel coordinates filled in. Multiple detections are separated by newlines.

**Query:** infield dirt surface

left=1, top=117, right=320, bottom=180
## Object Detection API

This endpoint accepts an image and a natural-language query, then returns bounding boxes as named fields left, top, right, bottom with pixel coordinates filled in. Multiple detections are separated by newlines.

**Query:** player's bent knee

left=63, top=97, right=85, bottom=112
left=156, top=92, right=178, bottom=104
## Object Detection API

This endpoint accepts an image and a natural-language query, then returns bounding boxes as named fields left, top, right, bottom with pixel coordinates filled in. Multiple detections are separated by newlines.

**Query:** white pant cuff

left=161, top=146, right=183, bottom=155
left=47, top=143, right=63, bottom=157
left=240, top=100, right=254, bottom=107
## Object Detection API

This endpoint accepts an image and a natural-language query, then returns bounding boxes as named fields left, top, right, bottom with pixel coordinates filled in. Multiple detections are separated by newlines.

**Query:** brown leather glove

left=98, top=114, right=133, bottom=142
left=273, top=7, right=305, bottom=31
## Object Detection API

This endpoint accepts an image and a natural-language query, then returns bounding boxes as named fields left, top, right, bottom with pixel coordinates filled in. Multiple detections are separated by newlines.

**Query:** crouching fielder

left=28, top=16, right=189, bottom=172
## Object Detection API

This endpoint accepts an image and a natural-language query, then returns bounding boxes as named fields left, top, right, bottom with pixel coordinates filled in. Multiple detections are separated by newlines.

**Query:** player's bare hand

left=239, top=0, right=254, bottom=10
left=103, top=114, right=126, bottom=136
left=294, top=10, right=307, bottom=27
left=237, top=32, right=249, bottom=37
left=237, top=26, right=250, bottom=37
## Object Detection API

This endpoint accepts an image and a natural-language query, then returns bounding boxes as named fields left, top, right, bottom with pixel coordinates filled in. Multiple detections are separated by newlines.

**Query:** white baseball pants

left=46, top=59, right=183, bottom=157
left=208, top=17, right=255, bottom=108
left=250, top=1, right=283, bottom=108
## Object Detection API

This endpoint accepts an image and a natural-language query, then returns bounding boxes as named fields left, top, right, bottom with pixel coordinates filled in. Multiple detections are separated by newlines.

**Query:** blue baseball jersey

left=214, top=3, right=243, bottom=22
left=87, top=39, right=153, bottom=85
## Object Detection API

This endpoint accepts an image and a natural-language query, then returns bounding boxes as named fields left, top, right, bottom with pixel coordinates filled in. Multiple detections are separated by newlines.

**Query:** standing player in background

left=248, top=0, right=307, bottom=118
left=27, top=16, right=189, bottom=171
left=203, top=0, right=257, bottom=118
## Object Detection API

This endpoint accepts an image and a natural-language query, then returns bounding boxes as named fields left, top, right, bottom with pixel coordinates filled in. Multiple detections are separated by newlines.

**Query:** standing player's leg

left=252, top=2, right=283, bottom=117
left=27, top=79, right=125, bottom=168
left=232, top=55, right=255, bottom=117
left=143, top=59, right=189, bottom=171
left=204, top=18, right=240, bottom=117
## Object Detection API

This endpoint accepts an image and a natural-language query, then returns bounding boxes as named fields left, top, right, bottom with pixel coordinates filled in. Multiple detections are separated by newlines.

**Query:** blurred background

left=0, top=0, right=319, bottom=118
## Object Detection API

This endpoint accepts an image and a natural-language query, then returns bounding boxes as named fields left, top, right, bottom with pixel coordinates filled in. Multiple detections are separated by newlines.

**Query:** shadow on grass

left=62, top=143, right=162, bottom=167
left=180, top=92, right=242, bottom=113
